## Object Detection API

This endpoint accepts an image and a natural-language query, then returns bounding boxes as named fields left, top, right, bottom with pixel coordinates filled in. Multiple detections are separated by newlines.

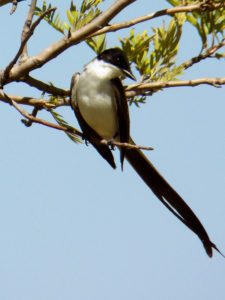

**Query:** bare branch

left=126, top=77, right=225, bottom=98
left=92, top=2, right=225, bottom=36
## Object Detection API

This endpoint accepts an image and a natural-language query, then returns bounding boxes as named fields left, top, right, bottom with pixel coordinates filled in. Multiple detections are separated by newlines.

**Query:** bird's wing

left=70, top=73, right=116, bottom=169
left=111, top=78, right=130, bottom=169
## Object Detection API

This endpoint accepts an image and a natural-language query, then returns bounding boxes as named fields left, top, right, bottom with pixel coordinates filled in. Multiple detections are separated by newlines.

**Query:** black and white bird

left=70, top=48, right=221, bottom=257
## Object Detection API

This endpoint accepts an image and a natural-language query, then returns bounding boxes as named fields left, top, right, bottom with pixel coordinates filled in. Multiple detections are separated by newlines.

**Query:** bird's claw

left=107, top=139, right=115, bottom=150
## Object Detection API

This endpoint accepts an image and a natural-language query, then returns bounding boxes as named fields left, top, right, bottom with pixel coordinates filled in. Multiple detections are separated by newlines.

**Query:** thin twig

left=3, top=0, right=38, bottom=82
left=21, top=106, right=40, bottom=127
left=181, top=39, right=225, bottom=70
left=10, top=0, right=20, bottom=14
left=2, top=6, right=56, bottom=85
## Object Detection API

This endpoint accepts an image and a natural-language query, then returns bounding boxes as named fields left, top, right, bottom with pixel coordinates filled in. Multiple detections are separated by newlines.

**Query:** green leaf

left=49, top=109, right=82, bottom=144
left=67, top=0, right=104, bottom=31
left=35, top=0, right=67, bottom=34
left=87, top=34, right=107, bottom=54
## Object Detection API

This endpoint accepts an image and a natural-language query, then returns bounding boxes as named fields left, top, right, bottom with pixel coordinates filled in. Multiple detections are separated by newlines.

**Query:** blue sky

left=0, top=1, right=225, bottom=300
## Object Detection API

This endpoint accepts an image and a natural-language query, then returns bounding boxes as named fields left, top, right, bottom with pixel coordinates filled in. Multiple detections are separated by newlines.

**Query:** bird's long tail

left=124, top=138, right=222, bottom=257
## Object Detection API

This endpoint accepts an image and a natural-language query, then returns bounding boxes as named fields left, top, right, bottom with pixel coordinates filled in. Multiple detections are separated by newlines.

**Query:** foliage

left=67, top=0, right=104, bottom=31
left=35, top=0, right=66, bottom=34
left=120, top=15, right=186, bottom=104
left=86, top=34, right=107, bottom=54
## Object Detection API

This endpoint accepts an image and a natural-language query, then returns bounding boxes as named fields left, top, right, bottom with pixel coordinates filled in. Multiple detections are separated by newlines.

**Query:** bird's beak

left=123, top=69, right=136, bottom=81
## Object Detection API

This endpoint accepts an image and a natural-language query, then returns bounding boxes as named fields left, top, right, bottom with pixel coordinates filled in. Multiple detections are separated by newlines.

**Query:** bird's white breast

left=75, top=60, right=120, bottom=139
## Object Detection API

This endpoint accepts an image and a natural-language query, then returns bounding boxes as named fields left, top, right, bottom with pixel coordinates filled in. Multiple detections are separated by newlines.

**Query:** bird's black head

left=97, top=48, right=136, bottom=80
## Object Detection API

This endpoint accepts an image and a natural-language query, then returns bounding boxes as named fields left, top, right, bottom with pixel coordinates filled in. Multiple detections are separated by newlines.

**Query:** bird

left=70, top=47, right=222, bottom=257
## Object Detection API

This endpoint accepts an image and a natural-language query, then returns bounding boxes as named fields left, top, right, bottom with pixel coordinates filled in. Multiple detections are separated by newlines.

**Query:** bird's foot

left=107, top=139, right=116, bottom=150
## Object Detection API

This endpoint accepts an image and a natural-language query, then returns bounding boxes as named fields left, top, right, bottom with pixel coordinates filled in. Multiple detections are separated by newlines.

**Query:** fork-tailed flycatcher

left=70, top=48, right=221, bottom=257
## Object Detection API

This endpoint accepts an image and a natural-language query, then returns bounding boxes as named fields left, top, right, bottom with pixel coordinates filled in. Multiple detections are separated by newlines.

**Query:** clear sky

left=0, top=1, right=225, bottom=300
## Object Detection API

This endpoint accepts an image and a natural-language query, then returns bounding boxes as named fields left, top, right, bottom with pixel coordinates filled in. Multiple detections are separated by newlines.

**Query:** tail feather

left=125, top=139, right=221, bottom=257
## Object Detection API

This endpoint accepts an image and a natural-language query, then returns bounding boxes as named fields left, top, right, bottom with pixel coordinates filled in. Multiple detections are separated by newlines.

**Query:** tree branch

left=91, top=2, right=225, bottom=36
left=102, top=139, right=154, bottom=151
left=126, top=77, right=225, bottom=98
left=181, top=39, right=225, bottom=70
left=20, top=0, right=37, bottom=60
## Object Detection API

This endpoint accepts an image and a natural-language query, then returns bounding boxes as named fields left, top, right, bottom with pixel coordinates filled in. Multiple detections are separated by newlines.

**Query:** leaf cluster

left=120, top=15, right=185, bottom=83
left=67, top=0, right=104, bottom=31
left=35, top=0, right=106, bottom=53
left=67, top=0, right=107, bottom=54
left=35, top=0, right=66, bottom=34
left=35, top=0, right=104, bottom=35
